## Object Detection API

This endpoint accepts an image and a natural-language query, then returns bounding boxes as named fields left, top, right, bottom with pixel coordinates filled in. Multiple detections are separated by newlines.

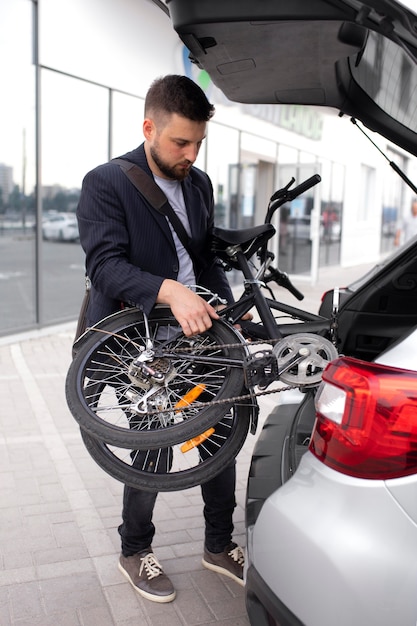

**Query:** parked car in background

left=42, top=212, right=79, bottom=242
left=167, top=0, right=417, bottom=624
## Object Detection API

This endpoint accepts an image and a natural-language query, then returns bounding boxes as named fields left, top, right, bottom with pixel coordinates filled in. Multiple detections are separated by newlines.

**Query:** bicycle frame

left=144, top=175, right=336, bottom=391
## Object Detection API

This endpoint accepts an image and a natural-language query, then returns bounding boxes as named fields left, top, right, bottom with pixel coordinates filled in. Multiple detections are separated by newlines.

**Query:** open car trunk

left=324, top=234, right=417, bottom=360
left=166, top=0, right=417, bottom=156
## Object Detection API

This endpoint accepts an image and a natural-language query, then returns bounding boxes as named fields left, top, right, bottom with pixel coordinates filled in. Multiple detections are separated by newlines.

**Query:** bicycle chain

left=181, top=381, right=301, bottom=407
left=133, top=382, right=301, bottom=416
left=89, top=325, right=279, bottom=351
left=160, top=337, right=300, bottom=409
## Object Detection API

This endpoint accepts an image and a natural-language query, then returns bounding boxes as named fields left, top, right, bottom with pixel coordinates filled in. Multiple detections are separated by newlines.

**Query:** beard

left=150, top=143, right=191, bottom=181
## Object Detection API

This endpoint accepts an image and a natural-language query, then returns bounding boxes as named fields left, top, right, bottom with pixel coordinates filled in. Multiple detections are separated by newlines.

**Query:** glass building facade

left=0, top=0, right=408, bottom=337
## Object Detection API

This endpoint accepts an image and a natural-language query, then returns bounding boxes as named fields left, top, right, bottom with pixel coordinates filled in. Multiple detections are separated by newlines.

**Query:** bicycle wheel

left=79, top=402, right=251, bottom=491
left=66, top=307, right=247, bottom=448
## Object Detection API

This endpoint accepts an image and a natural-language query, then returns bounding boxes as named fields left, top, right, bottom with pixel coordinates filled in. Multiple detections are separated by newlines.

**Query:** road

left=0, top=232, right=85, bottom=333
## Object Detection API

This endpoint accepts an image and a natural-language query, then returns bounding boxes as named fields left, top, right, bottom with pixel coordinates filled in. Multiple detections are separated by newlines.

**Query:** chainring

left=273, top=333, right=338, bottom=387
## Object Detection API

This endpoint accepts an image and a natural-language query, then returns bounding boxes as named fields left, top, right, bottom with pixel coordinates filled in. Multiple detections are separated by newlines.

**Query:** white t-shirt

left=153, top=175, right=196, bottom=288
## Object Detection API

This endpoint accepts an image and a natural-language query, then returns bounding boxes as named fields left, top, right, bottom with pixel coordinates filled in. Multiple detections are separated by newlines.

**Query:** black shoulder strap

left=112, top=158, right=192, bottom=252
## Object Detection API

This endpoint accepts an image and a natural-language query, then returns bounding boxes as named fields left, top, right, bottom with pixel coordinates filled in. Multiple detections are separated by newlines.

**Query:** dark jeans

left=118, top=460, right=237, bottom=556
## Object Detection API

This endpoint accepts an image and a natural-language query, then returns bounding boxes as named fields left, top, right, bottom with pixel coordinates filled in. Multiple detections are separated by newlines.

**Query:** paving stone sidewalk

left=0, top=321, right=282, bottom=626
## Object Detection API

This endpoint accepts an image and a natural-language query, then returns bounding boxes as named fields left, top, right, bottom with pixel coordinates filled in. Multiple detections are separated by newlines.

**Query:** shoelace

left=228, top=545, right=245, bottom=566
left=139, top=553, right=164, bottom=580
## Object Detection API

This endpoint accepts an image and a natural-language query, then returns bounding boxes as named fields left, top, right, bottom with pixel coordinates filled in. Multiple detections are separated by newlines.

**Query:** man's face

left=144, top=113, right=207, bottom=181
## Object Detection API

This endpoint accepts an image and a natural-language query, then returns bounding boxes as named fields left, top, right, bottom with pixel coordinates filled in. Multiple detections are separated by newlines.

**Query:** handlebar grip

left=265, top=268, right=305, bottom=301
left=288, top=174, right=321, bottom=200
left=286, top=283, right=305, bottom=301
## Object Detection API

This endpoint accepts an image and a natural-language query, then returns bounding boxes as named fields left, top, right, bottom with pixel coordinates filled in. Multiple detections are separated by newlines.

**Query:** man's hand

left=157, top=280, right=219, bottom=337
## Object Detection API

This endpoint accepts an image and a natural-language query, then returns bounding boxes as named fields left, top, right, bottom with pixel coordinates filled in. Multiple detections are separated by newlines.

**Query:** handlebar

left=270, top=177, right=295, bottom=201
left=266, top=174, right=321, bottom=223
left=259, top=173, right=321, bottom=300
left=264, top=267, right=304, bottom=301
left=286, top=174, right=321, bottom=201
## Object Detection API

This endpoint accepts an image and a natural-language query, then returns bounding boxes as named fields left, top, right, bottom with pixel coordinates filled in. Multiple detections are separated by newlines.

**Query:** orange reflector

left=181, top=428, right=215, bottom=453
left=175, top=384, right=206, bottom=410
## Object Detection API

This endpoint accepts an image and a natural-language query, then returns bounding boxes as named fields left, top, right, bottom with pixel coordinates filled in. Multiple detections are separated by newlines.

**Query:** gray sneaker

left=202, top=542, right=245, bottom=586
left=118, top=548, right=176, bottom=603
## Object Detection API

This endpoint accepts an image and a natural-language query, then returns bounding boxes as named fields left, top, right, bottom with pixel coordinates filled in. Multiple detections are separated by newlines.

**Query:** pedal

left=243, top=350, right=279, bottom=388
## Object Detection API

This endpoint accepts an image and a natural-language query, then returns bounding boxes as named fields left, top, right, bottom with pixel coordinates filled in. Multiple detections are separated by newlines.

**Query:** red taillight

left=310, top=356, right=417, bottom=479
left=319, top=287, right=348, bottom=304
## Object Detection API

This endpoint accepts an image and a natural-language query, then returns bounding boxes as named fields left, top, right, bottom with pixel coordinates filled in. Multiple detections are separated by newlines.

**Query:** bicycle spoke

left=66, top=307, right=247, bottom=448
left=80, top=403, right=251, bottom=492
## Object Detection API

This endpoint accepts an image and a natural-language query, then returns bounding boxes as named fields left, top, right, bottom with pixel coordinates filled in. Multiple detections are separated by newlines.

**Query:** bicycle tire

left=246, top=392, right=313, bottom=527
left=66, top=307, right=247, bottom=448
left=79, top=402, right=251, bottom=491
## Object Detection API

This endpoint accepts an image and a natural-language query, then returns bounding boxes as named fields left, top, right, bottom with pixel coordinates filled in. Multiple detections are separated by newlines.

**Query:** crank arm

left=277, top=348, right=311, bottom=375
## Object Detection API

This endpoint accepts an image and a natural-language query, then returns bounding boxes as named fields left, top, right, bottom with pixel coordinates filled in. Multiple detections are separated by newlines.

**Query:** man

left=394, top=199, right=417, bottom=246
left=77, top=75, right=244, bottom=603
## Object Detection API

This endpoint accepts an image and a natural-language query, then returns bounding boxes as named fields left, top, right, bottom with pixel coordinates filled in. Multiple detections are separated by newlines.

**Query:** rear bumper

left=246, top=564, right=304, bottom=626
left=248, top=453, right=417, bottom=626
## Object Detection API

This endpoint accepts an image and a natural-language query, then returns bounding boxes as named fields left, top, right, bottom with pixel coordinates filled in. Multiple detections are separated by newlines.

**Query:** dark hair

left=145, top=74, right=215, bottom=122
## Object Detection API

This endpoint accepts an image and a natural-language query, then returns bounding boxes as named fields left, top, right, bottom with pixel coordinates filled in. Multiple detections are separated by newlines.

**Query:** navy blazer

left=77, top=143, right=233, bottom=325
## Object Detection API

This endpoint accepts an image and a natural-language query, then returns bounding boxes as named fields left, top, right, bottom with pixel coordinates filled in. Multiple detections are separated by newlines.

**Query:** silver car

left=244, top=232, right=417, bottom=625
left=246, top=324, right=417, bottom=626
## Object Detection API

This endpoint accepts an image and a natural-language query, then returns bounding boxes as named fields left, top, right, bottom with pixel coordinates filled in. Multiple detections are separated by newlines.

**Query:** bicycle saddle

left=211, top=224, right=275, bottom=263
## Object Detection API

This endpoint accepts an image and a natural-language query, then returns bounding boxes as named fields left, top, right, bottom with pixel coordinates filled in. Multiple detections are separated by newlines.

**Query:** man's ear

left=143, top=118, right=155, bottom=141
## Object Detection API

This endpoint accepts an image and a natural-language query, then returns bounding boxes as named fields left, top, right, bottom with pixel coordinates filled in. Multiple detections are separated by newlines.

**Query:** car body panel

left=250, top=452, right=417, bottom=626
left=246, top=321, right=417, bottom=626
left=374, top=325, right=417, bottom=370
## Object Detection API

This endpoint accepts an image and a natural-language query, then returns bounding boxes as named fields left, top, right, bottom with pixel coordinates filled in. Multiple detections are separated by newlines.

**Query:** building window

left=359, top=164, right=376, bottom=221
left=40, top=70, right=109, bottom=326
left=0, top=0, right=37, bottom=335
